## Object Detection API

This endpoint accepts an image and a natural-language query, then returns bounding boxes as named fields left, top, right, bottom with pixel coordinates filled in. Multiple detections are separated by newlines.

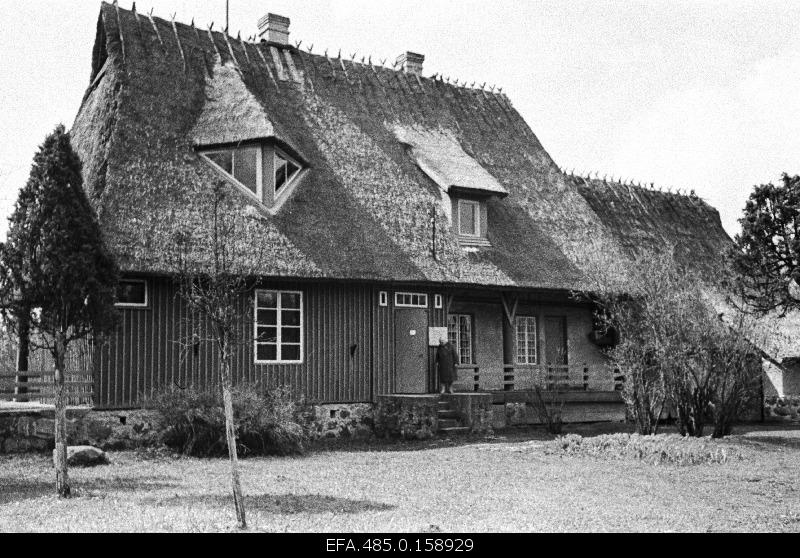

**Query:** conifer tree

left=0, top=125, right=119, bottom=497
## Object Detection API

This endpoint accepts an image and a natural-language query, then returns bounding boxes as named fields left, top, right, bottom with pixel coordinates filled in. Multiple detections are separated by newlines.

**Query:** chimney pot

left=258, top=13, right=290, bottom=46
left=396, top=51, right=424, bottom=76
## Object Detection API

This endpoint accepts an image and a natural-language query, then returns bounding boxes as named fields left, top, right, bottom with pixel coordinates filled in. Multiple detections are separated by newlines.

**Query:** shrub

left=147, top=384, right=308, bottom=457
left=545, top=433, right=735, bottom=465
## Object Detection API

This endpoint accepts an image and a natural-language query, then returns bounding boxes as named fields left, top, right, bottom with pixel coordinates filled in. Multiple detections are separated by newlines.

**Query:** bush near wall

left=146, top=384, right=308, bottom=457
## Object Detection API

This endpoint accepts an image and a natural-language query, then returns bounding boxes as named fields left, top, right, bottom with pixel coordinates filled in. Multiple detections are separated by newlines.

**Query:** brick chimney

left=396, top=51, right=424, bottom=76
left=258, top=13, right=290, bottom=45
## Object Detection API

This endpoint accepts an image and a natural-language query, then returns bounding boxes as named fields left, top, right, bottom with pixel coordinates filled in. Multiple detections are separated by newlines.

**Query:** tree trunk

left=54, top=331, right=70, bottom=498
left=14, top=315, right=30, bottom=403
left=221, top=354, right=246, bottom=529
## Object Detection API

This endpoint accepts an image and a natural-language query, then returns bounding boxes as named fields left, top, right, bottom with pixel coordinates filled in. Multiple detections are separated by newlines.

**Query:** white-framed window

left=199, top=144, right=303, bottom=209
left=379, top=291, right=388, bottom=307
left=394, top=292, right=428, bottom=308
left=515, top=316, right=538, bottom=364
left=115, top=279, right=148, bottom=308
left=457, top=199, right=481, bottom=237
left=273, top=148, right=302, bottom=202
left=448, top=314, right=473, bottom=364
left=434, top=294, right=443, bottom=309
left=254, top=290, right=303, bottom=364
left=202, top=145, right=262, bottom=197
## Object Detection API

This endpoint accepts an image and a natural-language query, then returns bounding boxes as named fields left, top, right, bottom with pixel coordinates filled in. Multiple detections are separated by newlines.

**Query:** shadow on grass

left=0, top=475, right=181, bottom=504
left=144, top=493, right=395, bottom=515
left=736, top=435, right=800, bottom=450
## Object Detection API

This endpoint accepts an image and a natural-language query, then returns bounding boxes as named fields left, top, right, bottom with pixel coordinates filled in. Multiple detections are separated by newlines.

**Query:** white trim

left=115, top=279, right=149, bottom=308
left=254, top=289, right=304, bottom=365
left=434, top=294, right=443, bottom=309
left=379, top=291, right=388, bottom=307
left=457, top=199, right=481, bottom=237
left=273, top=147, right=303, bottom=206
left=199, top=150, right=264, bottom=206
left=394, top=292, right=428, bottom=308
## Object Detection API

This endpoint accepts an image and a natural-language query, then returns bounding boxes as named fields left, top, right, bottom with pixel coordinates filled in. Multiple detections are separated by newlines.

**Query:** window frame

left=379, top=291, right=388, bottom=307
left=457, top=199, right=481, bottom=237
left=115, top=279, right=149, bottom=309
left=254, top=289, right=304, bottom=365
left=273, top=147, right=303, bottom=205
left=200, top=145, right=264, bottom=202
left=447, top=313, right=474, bottom=365
left=394, top=292, right=429, bottom=308
left=515, top=315, right=538, bottom=365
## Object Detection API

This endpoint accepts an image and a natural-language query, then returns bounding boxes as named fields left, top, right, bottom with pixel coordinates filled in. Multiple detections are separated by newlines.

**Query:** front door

left=395, top=308, right=428, bottom=393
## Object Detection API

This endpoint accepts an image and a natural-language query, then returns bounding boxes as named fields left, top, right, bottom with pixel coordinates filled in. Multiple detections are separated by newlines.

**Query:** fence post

left=14, top=316, right=30, bottom=403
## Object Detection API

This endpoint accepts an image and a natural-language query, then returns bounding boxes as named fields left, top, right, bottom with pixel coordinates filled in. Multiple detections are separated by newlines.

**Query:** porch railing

left=455, top=364, right=625, bottom=393
left=0, top=372, right=94, bottom=406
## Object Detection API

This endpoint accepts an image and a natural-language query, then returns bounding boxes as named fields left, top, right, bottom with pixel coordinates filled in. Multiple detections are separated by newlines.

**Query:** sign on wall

left=429, top=327, right=449, bottom=346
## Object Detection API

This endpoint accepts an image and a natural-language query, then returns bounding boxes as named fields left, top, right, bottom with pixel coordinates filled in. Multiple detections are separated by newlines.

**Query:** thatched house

left=70, top=2, right=775, bottom=426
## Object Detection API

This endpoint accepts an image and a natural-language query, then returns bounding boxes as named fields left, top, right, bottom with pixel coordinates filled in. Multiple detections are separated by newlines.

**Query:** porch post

left=500, top=293, right=518, bottom=387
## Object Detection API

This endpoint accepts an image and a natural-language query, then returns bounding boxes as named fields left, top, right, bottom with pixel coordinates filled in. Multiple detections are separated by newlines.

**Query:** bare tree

left=171, top=181, right=270, bottom=529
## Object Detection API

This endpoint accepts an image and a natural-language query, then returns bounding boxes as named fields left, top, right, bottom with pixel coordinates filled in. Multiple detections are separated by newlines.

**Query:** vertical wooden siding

left=96, top=278, right=402, bottom=409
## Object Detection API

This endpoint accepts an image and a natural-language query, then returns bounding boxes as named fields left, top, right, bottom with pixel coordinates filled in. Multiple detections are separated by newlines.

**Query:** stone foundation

left=301, top=403, right=374, bottom=440
left=764, top=395, right=800, bottom=422
left=374, top=395, right=439, bottom=440
left=0, top=408, right=164, bottom=454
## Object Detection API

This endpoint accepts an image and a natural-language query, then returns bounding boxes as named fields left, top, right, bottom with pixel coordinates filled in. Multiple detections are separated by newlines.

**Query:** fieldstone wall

left=764, top=395, right=800, bottom=422
left=374, top=395, right=439, bottom=440
left=301, top=403, right=374, bottom=440
left=0, top=408, right=164, bottom=454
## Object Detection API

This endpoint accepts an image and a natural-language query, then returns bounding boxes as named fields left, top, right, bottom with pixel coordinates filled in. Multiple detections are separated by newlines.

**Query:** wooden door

left=394, top=308, right=429, bottom=393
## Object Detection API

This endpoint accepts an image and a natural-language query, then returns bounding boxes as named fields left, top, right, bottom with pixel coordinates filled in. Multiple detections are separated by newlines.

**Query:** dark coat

left=435, top=342, right=459, bottom=384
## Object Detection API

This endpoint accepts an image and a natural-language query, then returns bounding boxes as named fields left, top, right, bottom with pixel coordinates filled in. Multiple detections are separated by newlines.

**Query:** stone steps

left=436, top=396, right=469, bottom=436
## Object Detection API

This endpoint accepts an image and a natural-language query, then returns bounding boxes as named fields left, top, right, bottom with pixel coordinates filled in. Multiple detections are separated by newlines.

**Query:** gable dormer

left=391, top=124, right=507, bottom=248
left=191, top=61, right=307, bottom=212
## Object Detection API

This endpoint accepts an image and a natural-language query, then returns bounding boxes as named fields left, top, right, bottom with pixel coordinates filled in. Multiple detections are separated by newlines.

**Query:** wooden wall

left=94, top=278, right=448, bottom=409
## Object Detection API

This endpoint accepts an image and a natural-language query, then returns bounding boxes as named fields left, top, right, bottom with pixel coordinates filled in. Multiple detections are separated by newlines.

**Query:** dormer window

left=274, top=150, right=301, bottom=195
left=458, top=199, right=481, bottom=237
left=452, top=196, right=490, bottom=247
left=199, top=142, right=306, bottom=211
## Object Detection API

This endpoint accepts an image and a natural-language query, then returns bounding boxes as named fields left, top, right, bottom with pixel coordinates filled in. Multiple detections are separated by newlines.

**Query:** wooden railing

left=0, top=372, right=94, bottom=406
left=455, top=364, right=625, bottom=393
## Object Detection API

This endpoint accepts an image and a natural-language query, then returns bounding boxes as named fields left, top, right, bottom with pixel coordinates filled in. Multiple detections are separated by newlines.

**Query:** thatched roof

left=70, top=3, right=728, bottom=293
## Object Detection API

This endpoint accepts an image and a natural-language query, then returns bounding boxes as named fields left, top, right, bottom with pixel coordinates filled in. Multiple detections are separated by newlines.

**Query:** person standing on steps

left=435, top=337, right=459, bottom=394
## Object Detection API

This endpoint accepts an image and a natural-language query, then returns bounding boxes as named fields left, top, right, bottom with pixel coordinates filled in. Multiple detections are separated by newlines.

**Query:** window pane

left=257, top=291, right=278, bottom=309
left=282, top=327, right=301, bottom=344
left=282, top=310, right=301, bottom=326
left=459, top=315, right=472, bottom=364
left=275, top=154, right=288, bottom=192
left=233, top=146, right=259, bottom=194
left=256, top=327, right=277, bottom=344
left=256, top=309, right=277, bottom=326
left=206, top=151, right=233, bottom=174
left=282, top=345, right=301, bottom=361
left=117, top=281, right=146, bottom=305
left=459, top=202, right=477, bottom=235
left=281, top=292, right=301, bottom=309
left=256, top=344, right=277, bottom=362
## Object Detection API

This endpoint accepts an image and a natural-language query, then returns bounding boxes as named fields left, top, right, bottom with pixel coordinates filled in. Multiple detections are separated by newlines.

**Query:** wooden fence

left=0, top=372, right=94, bottom=406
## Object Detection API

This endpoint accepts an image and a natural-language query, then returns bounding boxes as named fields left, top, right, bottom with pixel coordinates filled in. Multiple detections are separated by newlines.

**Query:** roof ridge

left=110, top=1, right=512, bottom=102
left=564, top=169, right=707, bottom=205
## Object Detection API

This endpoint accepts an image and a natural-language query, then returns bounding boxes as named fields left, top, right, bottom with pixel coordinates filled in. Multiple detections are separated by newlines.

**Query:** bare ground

left=0, top=423, right=798, bottom=533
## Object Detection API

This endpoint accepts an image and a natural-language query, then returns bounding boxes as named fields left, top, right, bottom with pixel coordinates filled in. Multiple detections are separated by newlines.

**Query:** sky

left=1, top=0, right=798, bottom=240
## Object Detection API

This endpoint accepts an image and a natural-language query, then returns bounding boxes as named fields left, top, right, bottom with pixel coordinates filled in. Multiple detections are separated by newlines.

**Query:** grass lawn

left=1, top=423, right=799, bottom=532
